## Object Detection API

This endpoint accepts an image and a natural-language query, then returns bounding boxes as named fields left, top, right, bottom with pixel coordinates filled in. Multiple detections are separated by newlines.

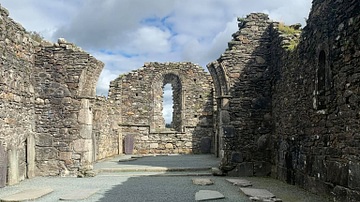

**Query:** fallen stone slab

left=0, top=188, right=53, bottom=202
left=240, top=188, right=276, bottom=201
left=195, top=190, right=225, bottom=201
left=226, top=178, right=252, bottom=187
left=59, top=189, right=100, bottom=201
left=192, top=178, right=214, bottom=185
left=249, top=196, right=282, bottom=202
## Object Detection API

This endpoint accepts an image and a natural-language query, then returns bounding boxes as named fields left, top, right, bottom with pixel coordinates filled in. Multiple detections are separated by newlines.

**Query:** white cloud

left=1, top=0, right=313, bottom=99
left=131, top=26, right=171, bottom=54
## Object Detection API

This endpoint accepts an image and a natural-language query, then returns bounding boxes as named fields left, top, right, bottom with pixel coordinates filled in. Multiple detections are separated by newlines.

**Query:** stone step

left=59, top=189, right=100, bottom=201
left=96, top=166, right=212, bottom=173
left=98, top=171, right=212, bottom=177
left=0, top=188, right=53, bottom=202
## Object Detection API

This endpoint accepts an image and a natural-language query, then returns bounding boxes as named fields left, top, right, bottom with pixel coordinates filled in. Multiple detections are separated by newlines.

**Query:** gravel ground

left=0, top=155, right=331, bottom=202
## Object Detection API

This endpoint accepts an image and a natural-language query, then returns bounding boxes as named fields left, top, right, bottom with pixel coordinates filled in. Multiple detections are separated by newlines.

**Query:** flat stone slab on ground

left=226, top=178, right=252, bottom=187
left=192, top=178, right=214, bottom=185
left=0, top=188, right=53, bottom=202
left=59, top=189, right=100, bottom=201
left=240, top=188, right=275, bottom=199
left=195, top=190, right=225, bottom=201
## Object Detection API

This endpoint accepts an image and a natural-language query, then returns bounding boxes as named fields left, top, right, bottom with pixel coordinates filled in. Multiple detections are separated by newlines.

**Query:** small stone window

left=317, top=50, right=326, bottom=110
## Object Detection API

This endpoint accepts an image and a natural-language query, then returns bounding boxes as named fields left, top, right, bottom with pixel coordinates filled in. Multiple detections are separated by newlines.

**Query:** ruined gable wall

left=109, top=62, right=214, bottom=154
left=34, top=40, right=104, bottom=176
left=0, top=4, right=37, bottom=185
left=271, top=0, right=360, bottom=200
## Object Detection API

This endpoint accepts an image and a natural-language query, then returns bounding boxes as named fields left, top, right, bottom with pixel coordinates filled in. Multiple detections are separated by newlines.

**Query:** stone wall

left=209, top=0, right=360, bottom=200
left=110, top=62, right=214, bottom=154
left=271, top=0, right=360, bottom=200
left=34, top=39, right=104, bottom=176
left=0, top=3, right=104, bottom=185
left=92, top=96, right=120, bottom=160
left=208, top=13, right=273, bottom=172
left=0, top=4, right=36, bottom=185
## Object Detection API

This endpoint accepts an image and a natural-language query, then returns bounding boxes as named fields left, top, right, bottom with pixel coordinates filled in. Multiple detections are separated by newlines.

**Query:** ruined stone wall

left=92, top=96, right=120, bottom=160
left=109, top=62, right=214, bottom=154
left=34, top=40, right=103, bottom=176
left=0, top=4, right=36, bottom=185
left=271, top=0, right=360, bottom=200
left=208, top=13, right=273, bottom=173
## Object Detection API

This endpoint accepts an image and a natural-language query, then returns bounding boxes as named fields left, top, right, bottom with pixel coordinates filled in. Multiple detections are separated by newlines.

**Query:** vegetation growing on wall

left=277, top=23, right=301, bottom=51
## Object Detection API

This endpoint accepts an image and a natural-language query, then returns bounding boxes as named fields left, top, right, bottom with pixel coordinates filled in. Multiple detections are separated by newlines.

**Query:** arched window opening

left=317, top=50, right=326, bottom=110
left=162, top=84, right=173, bottom=128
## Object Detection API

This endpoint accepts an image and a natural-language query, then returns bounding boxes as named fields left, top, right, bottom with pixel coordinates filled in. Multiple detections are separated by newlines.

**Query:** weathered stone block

left=200, top=137, right=211, bottom=154
left=165, top=143, right=173, bottom=149
left=325, top=160, right=348, bottom=186
left=220, top=110, right=230, bottom=124
left=35, top=134, right=53, bottom=147
left=254, top=161, right=271, bottom=176
left=73, top=139, right=93, bottom=152
left=78, top=99, right=92, bottom=124
left=79, top=125, right=92, bottom=139
left=223, top=126, right=235, bottom=138
left=149, top=143, right=159, bottom=149
left=35, top=147, right=58, bottom=160
left=59, top=152, right=72, bottom=161
left=231, top=152, right=243, bottom=163
left=228, top=162, right=253, bottom=177
left=349, top=161, right=360, bottom=191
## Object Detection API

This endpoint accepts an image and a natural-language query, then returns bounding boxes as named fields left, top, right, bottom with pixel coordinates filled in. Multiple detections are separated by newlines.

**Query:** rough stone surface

left=0, top=188, right=53, bottom=201
left=111, top=62, right=214, bottom=155
left=240, top=188, right=275, bottom=199
left=209, top=0, right=360, bottom=200
left=59, top=189, right=99, bottom=201
left=192, top=178, right=214, bottom=186
left=226, top=178, right=252, bottom=187
left=195, top=190, right=225, bottom=201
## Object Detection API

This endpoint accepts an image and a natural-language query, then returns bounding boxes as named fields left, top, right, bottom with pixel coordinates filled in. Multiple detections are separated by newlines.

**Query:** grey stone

left=231, top=152, right=243, bottom=163
left=200, top=137, right=212, bottom=154
left=195, top=190, right=225, bottom=201
left=240, top=188, right=275, bottom=199
left=59, top=189, right=99, bottom=201
left=226, top=178, right=252, bottom=187
left=0, top=188, right=53, bottom=202
left=192, top=178, right=214, bottom=186
left=211, top=167, right=224, bottom=176
left=253, top=162, right=271, bottom=177
left=349, top=161, right=360, bottom=190
left=228, top=162, right=254, bottom=177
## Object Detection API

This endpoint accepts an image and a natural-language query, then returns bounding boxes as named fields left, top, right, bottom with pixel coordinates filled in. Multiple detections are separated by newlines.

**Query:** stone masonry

left=0, top=0, right=360, bottom=201
left=108, top=62, right=214, bottom=154
left=209, top=0, right=360, bottom=201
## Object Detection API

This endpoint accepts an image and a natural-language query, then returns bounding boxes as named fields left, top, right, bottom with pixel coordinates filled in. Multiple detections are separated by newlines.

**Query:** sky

left=1, top=0, right=312, bottom=123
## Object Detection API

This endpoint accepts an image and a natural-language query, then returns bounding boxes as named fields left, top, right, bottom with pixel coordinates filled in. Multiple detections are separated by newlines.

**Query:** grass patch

left=278, top=23, right=301, bottom=35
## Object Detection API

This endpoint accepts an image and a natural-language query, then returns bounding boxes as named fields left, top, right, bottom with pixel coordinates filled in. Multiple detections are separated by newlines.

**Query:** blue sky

left=1, top=0, right=312, bottom=122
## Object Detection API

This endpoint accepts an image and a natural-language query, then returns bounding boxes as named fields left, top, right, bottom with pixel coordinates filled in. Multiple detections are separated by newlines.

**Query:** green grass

left=278, top=22, right=301, bottom=35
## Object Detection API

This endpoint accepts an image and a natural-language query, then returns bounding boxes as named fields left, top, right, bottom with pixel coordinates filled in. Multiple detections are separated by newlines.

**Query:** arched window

left=162, top=84, right=173, bottom=128
left=317, top=50, right=326, bottom=110
left=152, top=73, right=183, bottom=132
